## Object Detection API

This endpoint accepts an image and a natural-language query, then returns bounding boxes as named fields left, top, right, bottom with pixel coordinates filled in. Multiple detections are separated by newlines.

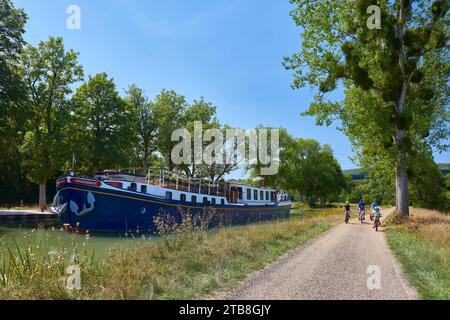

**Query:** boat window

left=221, top=199, right=225, bottom=205
left=130, top=182, right=137, bottom=192
left=260, top=190, right=264, bottom=201
left=141, top=185, right=147, bottom=193
left=266, top=191, right=269, bottom=201
left=203, top=197, right=208, bottom=204
left=180, top=194, right=186, bottom=202
left=191, top=195, right=197, bottom=203
left=211, top=198, right=216, bottom=205
left=165, top=191, right=172, bottom=200
left=254, top=189, right=258, bottom=200
left=247, top=188, right=251, bottom=200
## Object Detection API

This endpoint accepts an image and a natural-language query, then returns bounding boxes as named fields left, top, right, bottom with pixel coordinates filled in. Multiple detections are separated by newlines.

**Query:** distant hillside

left=343, top=168, right=364, bottom=175
left=343, top=168, right=366, bottom=180
left=438, top=163, right=450, bottom=175
left=344, top=163, right=450, bottom=180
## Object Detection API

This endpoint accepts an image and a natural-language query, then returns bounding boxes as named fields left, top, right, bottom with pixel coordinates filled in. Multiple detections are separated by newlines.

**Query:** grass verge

left=386, top=208, right=450, bottom=300
left=0, top=208, right=342, bottom=300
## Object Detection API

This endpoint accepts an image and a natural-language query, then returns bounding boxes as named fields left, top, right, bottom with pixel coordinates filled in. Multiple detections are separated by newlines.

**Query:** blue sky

left=13, top=0, right=449, bottom=177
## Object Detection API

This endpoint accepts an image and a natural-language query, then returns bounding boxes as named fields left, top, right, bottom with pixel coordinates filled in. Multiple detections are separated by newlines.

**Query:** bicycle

left=359, top=209, right=365, bottom=223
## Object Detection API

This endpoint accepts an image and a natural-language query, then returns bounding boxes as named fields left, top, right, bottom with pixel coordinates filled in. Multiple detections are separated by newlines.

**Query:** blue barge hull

left=55, top=181, right=291, bottom=233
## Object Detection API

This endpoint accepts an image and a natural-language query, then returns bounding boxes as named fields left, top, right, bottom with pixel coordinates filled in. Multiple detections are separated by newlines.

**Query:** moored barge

left=51, top=170, right=291, bottom=233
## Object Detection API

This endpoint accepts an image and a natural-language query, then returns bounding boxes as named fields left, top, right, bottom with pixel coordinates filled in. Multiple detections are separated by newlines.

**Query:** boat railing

left=100, top=169, right=229, bottom=197
left=97, top=169, right=290, bottom=202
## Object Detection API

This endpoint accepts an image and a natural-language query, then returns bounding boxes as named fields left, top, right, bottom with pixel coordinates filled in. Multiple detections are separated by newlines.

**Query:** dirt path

left=216, top=208, right=417, bottom=300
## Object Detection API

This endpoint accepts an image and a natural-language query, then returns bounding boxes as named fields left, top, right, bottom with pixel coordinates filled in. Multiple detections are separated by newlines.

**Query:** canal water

left=0, top=219, right=159, bottom=259
left=0, top=208, right=308, bottom=258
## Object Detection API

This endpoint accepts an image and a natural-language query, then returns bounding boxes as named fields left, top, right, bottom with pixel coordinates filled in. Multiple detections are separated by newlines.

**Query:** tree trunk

left=394, top=75, right=410, bottom=217
left=395, top=128, right=409, bottom=217
left=396, top=162, right=409, bottom=216
left=39, top=183, right=46, bottom=212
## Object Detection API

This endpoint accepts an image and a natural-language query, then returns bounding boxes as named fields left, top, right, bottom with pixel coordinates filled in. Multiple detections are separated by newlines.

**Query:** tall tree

left=178, top=97, right=219, bottom=178
left=70, top=73, right=133, bottom=175
left=0, top=0, right=28, bottom=206
left=125, top=85, right=158, bottom=169
left=20, top=37, right=83, bottom=210
left=152, top=89, right=187, bottom=170
left=285, top=0, right=449, bottom=216
left=0, top=0, right=28, bottom=154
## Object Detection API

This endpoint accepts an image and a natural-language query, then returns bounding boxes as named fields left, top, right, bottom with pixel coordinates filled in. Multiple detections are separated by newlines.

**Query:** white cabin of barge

left=92, top=170, right=291, bottom=207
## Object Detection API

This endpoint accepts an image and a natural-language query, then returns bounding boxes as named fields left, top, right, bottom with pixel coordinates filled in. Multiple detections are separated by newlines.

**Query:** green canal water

left=0, top=208, right=308, bottom=259
left=0, top=220, right=160, bottom=259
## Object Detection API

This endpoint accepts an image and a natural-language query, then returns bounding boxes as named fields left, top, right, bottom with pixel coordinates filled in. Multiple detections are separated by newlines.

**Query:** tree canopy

left=69, top=73, right=134, bottom=175
left=249, top=131, right=346, bottom=206
left=285, top=0, right=449, bottom=215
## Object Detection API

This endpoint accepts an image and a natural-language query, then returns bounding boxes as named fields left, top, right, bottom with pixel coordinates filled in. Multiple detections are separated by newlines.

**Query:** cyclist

left=370, top=200, right=379, bottom=221
left=343, top=201, right=351, bottom=223
left=371, top=200, right=379, bottom=211
left=373, top=206, right=382, bottom=229
left=357, top=199, right=365, bottom=221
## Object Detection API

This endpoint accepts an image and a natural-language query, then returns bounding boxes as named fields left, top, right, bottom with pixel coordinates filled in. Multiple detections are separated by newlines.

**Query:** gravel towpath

left=217, top=208, right=417, bottom=300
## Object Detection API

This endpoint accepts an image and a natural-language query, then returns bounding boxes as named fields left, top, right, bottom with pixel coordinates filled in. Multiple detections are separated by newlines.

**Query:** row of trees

left=1, top=0, right=348, bottom=209
left=0, top=1, right=229, bottom=209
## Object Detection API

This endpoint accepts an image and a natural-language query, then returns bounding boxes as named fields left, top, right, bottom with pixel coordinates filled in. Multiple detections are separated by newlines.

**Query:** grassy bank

left=0, top=208, right=342, bottom=299
left=386, top=208, right=450, bottom=300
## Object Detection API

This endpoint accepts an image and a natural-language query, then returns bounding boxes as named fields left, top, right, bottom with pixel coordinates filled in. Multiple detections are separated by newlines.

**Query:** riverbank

left=0, top=209, right=57, bottom=223
left=0, top=207, right=342, bottom=299
left=386, top=208, right=450, bottom=300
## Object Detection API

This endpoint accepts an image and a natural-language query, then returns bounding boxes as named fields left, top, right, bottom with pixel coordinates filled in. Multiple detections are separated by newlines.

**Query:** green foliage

left=177, top=97, right=220, bottom=178
left=250, top=132, right=346, bottom=206
left=445, top=173, right=450, bottom=191
left=152, top=90, right=188, bottom=169
left=343, top=175, right=395, bottom=206
left=0, top=0, right=27, bottom=160
left=20, top=37, right=83, bottom=184
left=343, top=151, right=449, bottom=210
left=125, top=85, right=158, bottom=169
left=69, top=73, right=134, bottom=175
left=408, top=152, right=449, bottom=211
left=0, top=0, right=31, bottom=206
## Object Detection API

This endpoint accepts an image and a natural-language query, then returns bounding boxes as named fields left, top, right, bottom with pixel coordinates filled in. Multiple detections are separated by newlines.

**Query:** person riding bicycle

left=344, top=201, right=351, bottom=213
left=357, top=199, right=365, bottom=220
left=371, top=200, right=379, bottom=212
left=371, top=200, right=378, bottom=214
left=370, top=200, right=379, bottom=221
left=343, top=201, right=351, bottom=223
left=373, top=205, right=382, bottom=228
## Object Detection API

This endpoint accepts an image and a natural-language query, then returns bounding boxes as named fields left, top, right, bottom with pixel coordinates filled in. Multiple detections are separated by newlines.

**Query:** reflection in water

left=0, top=220, right=158, bottom=259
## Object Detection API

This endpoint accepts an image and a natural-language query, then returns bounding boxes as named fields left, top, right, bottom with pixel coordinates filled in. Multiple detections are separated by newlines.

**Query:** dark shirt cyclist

left=344, top=201, right=351, bottom=212
left=358, top=199, right=365, bottom=212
